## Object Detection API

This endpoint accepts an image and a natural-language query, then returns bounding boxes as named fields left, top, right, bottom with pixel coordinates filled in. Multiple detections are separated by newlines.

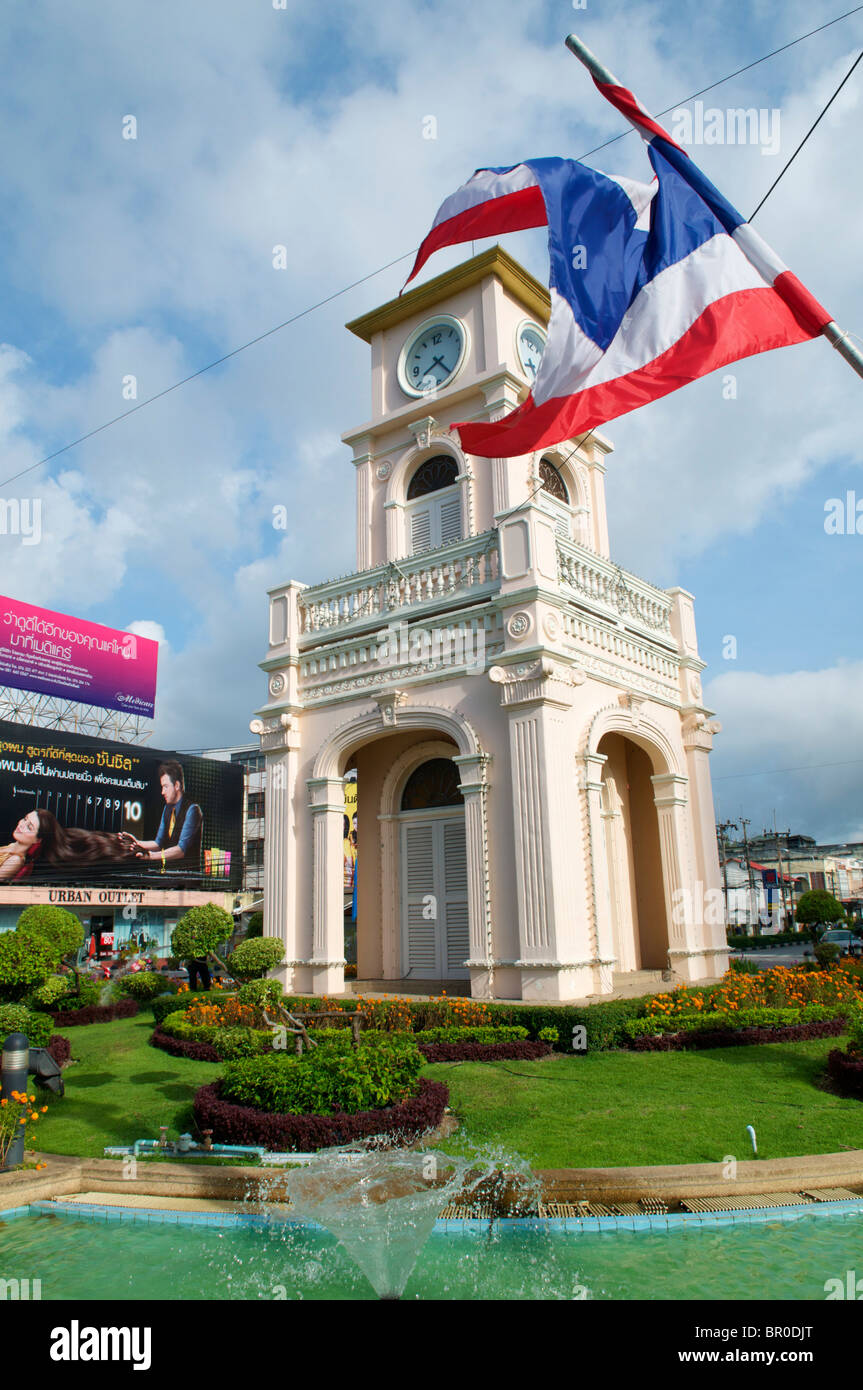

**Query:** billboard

left=0, top=720, right=242, bottom=890
left=0, top=596, right=158, bottom=717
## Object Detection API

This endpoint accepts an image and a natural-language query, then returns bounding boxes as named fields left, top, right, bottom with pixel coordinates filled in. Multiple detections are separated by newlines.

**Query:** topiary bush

left=171, top=904, right=234, bottom=962
left=117, top=971, right=170, bottom=1002
left=0, top=932, right=61, bottom=1002
left=220, top=1033, right=423, bottom=1115
left=0, top=1002, right=53, bottom=1048
left=237, top=979, right=282, bottom=1011
left=16, top=905, right=84, bottom=961
left=245, top=911, right=264, bottom=939
left=227, top=937, right=285, bottom=981
left=796, top=890, right=847, bottom=929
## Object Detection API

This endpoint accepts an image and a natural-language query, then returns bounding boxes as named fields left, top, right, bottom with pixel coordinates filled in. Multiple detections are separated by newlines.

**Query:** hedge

left=151, top=1026, right=220, bottom=1063
left=193, top=1077, right=449, bottom=1151
left=50, top=999, right=139, bottom=1027
left=624, top=1004, right=849, bottom=1039
left=220, top=1036, right=423, bottom=1116
left=727, top=931, right=814, bottom=950
left=418, top=1040, right=552, bottom=1063
left=151, top=992, right=233, bottom=1025
left=631, top=1019, right=846, bottom=1051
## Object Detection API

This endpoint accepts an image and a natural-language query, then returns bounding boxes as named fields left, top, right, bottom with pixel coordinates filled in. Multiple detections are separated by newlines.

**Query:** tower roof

left=346, top=245, right=550, bottom=343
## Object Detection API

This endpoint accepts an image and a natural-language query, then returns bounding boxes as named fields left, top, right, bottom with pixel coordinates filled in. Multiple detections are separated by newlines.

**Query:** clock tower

left=254, top=246, right=728, bottom=1002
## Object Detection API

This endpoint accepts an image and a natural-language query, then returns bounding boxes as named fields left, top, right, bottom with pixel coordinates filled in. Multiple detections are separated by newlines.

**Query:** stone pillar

left=353, top=443, right=374, bottom=571
left=307, top=776, right=347, bottom=996
left=583, top=752, right=615, bottom=992
left=682, top=715, right=729, bottom=974
left=454, top=751, right=493, bottom=1000
left=651, top=772, right=699, bottom=979
left=255, top=715, right=302, bottom=993
left=492, top=660, right=589, bottom=1000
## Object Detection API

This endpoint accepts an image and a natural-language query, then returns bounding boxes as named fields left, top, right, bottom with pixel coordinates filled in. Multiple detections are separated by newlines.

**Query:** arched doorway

left=398, top=757, right=469, bottom=979
left=597, top=733, right=670, bottom=972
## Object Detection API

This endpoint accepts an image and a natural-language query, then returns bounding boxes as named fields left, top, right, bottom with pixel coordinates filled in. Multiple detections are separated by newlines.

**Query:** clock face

left=517, top=321, right=547, bottom=385
left=398, top=315, right=467, bottom=397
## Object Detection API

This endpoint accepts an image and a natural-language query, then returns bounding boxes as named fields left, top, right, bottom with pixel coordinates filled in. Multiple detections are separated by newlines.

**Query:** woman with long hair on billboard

left=0, top=808, right=144, bottom=880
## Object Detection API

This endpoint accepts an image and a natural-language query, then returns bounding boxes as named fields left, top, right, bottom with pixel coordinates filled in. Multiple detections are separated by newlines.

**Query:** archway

left=597, top=732, right=670, bottom=972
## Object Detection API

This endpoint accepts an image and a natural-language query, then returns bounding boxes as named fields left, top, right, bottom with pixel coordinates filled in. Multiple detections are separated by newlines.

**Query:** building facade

left=253, top=248, right=729, bottom=1001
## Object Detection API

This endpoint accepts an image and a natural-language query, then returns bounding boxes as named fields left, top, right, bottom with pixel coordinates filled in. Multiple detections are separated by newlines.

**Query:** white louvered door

left=401, top=815, right=469, bottom=978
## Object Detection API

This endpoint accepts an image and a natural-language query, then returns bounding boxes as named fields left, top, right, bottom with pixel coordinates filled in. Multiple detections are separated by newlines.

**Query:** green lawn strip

left=422, top=1037, right=863, bottom=1169
left=35, top=1014, right=222, bottom=1158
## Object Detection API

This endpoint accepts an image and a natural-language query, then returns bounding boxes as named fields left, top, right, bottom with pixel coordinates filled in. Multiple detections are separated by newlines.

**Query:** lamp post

left=1, top=1033, right=30, bottom=1169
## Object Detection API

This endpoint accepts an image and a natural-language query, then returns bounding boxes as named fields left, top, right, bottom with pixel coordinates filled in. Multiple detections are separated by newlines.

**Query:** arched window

left=407, top=455, right=459, bottom=499
left=401, top=758, right=464, bottom=810
left=405, top=455, right=462, bottom=555
left=539, top=457, right=569, bottom=503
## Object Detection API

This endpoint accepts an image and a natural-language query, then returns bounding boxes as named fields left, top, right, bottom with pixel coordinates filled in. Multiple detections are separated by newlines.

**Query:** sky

left=0, top=0, right=861, bottom=842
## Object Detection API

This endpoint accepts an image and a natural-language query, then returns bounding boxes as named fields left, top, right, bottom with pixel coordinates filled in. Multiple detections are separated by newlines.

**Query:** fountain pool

left=2, top=1201, right=862, bottom=1300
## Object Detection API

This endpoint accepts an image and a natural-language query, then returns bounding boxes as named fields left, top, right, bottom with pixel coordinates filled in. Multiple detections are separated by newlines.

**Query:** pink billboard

left=0, top=596, right=158, bottom=717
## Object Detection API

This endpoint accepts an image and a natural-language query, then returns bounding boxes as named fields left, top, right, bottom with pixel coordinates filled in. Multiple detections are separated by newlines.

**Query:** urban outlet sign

left=48, top=888, right=146, bottom=905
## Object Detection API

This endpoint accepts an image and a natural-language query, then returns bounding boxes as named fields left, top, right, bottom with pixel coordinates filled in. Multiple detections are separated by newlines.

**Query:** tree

left=171, top=904, right=234, bottom=962
left=246, top=911, right=264, bottom=939
left=0, top=931, right=60, bottom=1002
left=795, top=890, right=846, bottom=930
left=16, top=905, right=84, bottom=961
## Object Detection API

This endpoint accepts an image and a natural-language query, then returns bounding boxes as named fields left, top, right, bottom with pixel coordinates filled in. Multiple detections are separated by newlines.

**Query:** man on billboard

left=120, top=760, right=203, bottom=869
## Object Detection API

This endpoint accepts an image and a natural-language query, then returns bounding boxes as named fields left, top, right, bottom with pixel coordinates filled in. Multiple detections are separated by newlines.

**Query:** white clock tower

left=253, top=246, right=728, bottom=1001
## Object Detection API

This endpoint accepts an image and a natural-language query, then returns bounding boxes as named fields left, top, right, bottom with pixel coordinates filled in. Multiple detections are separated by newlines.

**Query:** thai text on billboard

left=0, top=596, right=158, bottom=717
left=0, top=720, right=242, bottom=890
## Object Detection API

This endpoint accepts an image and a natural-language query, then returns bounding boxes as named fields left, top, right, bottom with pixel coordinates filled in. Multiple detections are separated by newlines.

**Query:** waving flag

left=405, top=64, right=832, bottom=459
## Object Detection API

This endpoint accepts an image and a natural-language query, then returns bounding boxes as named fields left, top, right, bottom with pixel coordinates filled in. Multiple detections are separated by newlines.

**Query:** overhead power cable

left=2, top=3, right=862, bottom=491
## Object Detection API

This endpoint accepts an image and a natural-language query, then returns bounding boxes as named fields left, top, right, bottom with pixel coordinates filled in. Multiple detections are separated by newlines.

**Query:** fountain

left=286, top=1142, right=538, bottom=1300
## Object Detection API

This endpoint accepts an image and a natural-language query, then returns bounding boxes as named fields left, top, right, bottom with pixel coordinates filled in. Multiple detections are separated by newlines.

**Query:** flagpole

left=564, top=32, right=863, bottom=383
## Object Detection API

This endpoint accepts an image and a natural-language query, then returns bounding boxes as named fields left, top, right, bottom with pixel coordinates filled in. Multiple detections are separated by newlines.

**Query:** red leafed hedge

left=50, top=999, right=139, bottom=1027
left=827, top=1048, right=863, bottom=1098
left=630, top=1018, right=846, bottom=1052
left=151, top=1026, right=219, bottom=1062
left=46, top=1034, right=72, bottom=1067
left=418, top=1040, right=552, bottom=1063
left=193, top=1077, right=449, bottom=1152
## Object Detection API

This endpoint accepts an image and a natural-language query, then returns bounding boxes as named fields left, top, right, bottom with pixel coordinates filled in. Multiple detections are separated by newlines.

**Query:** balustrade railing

left=298, top=532, right=500, bottom=636
left=556, top=537, right=673, bottom=637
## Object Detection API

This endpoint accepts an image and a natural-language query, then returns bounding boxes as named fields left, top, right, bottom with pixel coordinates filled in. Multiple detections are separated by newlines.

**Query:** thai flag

left=405, top=80, right=831, bottom=459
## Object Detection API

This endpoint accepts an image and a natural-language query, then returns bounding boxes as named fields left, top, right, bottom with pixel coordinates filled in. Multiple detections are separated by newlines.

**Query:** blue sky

left=0, top=0, right=861, bottom=840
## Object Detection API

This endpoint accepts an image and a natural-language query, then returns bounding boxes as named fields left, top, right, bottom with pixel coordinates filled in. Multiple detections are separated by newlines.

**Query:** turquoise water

left=1, top=1208, right=862, bottom=1299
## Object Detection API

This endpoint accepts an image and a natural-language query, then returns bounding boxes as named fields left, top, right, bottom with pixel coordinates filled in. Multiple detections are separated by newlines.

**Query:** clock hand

left=431, top=355, right=446, bottom=370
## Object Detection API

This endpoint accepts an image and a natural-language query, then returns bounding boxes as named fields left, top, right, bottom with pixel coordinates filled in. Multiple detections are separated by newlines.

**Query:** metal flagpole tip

left=564, top=33, right=619, bottom=89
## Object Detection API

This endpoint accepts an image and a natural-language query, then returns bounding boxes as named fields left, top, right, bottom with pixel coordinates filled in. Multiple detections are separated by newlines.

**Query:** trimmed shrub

left=0, top=1002, right=53, bottom=1047
left=814, top=943, right=841, bottom=967
left=827, top=1048, right=863, bottom=1098
left=413, top=1026, right=528, bottom=1044
left=16, top=905, right=84, bottom=960
left=193, top=1077, right=449, bottom=1152
left=625, top=1004, right=849, bottom=1039
left=419, top=1040, right=552, bottom=1062
left=220, top=1034, right=423, bottom=1116
left=237, top=979, right=282, bottom=1011
left=727, top=931, right=813, bottom=950
left=796, top=890, right=846, bottom=928
left=46, top=1034, right=72, bottom=1067
left=171, top=904, right=234, bottom=961
left=50, top=999, right=139, bottom=1026
left=245, top=912, right=264, bottom=939
left=0, top=932, right=61, bottom=1002
left=117, top=972, right=169, bottom=1002
left=630, top=1018, right=847, bottom=1051
left=227, top=937, right=285, bottom=981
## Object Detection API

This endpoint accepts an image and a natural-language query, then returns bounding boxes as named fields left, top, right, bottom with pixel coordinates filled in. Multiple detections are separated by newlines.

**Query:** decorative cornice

left=345, top=246, right=550, bottom=343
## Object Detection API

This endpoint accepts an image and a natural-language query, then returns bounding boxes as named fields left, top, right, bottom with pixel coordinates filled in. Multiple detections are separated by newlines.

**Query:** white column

left=354, top=447, right=374, bottom=571
left=454, top=752, right=492, bottom=1000
left=651, top=772, right=695, bottom=968
left=307, top=776, right=346, bottom=995
left=583, top=752, right=615, bottom=991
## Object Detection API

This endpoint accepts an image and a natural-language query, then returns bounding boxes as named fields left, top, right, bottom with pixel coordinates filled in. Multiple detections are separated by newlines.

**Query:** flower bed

left=50, top=999, right=139, bottom=1027
left=193, top=1077, right=449, bottom=1152
left=645, top=966, right=858, bottom=1023
left=418, top=1039, right=551, bottom=1063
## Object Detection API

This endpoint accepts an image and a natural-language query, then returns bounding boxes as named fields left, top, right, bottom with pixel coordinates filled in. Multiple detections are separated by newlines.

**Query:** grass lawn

left=33, top=1017, right=863, bottom=1169
left=423, top=1037, right=863, bottom=1169
left=35, top=1014, right=222, bottom=1158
